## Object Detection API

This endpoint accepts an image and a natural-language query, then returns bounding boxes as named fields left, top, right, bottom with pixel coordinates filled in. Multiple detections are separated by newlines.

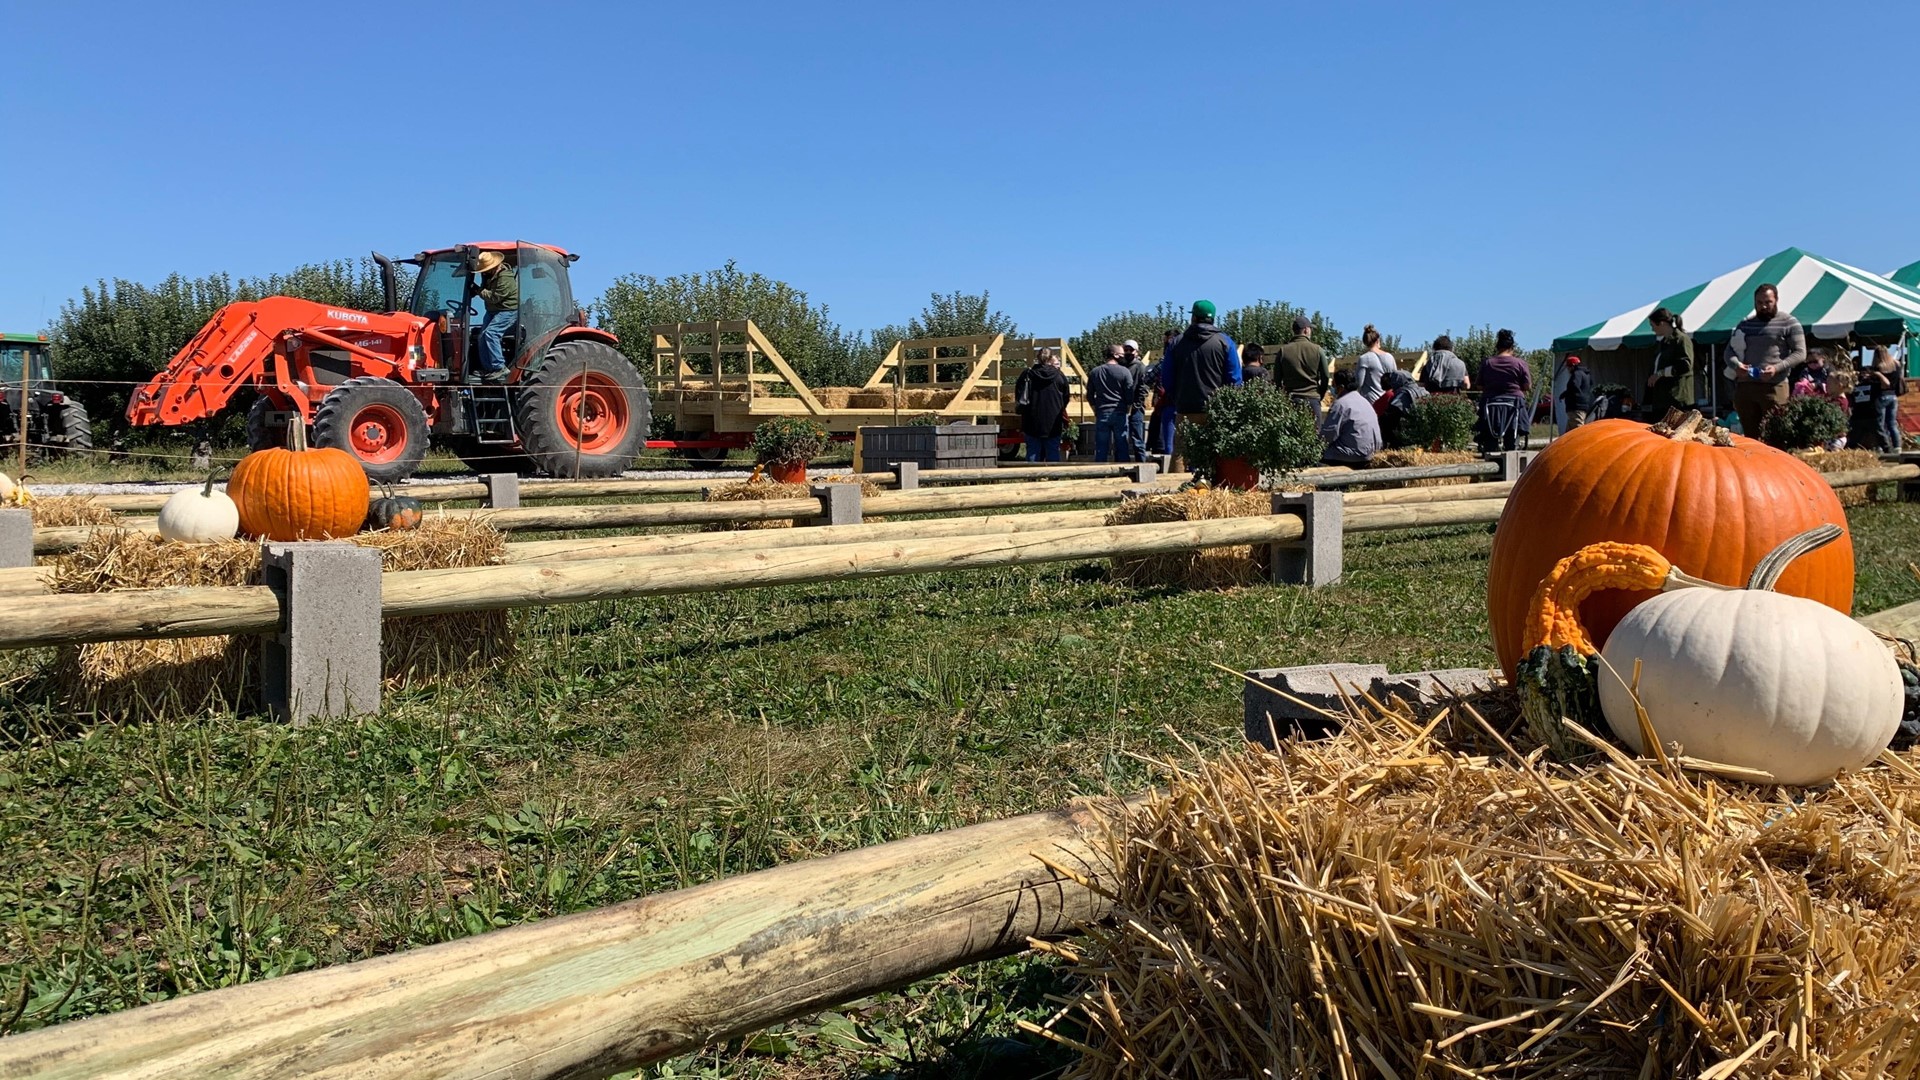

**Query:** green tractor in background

left=0, top=333, right=91, bottom=459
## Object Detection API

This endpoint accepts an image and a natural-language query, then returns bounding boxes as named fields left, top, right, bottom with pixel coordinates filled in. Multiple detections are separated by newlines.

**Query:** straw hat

left=472, top=250, right=506, bottom=275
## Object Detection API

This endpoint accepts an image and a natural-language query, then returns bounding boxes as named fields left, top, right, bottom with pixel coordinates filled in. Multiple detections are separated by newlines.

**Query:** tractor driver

left=470, top=250, right=519, bottom=384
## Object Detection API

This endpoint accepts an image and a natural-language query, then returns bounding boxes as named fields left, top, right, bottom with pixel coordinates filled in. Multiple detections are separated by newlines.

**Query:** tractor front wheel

left=514, top=341, right=650, bottom=478
left=312, top=377, right=430, bottom=484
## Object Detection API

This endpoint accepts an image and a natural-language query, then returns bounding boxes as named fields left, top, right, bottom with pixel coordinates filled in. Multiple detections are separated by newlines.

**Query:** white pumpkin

left=0, top=471, right=13, bottom=501
left=156, top=474, right=240, bottom=542
left=1598, top=584, right=1902, bottom=787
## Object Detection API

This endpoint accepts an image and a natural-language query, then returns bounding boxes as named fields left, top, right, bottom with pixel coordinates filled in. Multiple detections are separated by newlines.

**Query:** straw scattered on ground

left=1106, top=489, right=1273, bottom=588
left=1797, top=448, right=1888, bottom=507
left=1364, top=447, right=1481, bottom=487
left=45, top=519, right=513, bottom=718
left=703, top=475, right=883, bottom=531
left=26, top=495, right=120, bottom=528
left=1044, top=689, right=1920, bottom=1078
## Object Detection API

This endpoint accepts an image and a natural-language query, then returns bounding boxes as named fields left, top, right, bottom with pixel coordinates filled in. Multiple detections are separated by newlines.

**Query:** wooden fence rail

left=0, top=798, right=1127, bottom=1080
left=0, top=500, right=1511, bottom=651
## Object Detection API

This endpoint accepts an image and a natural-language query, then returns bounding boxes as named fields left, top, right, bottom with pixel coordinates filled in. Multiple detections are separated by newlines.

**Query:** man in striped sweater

left=1722, top=283, right=1806, bottom=438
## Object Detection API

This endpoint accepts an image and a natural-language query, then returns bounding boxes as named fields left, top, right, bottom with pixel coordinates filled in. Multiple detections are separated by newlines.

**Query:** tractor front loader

left=127, top=242, right=650, bottom=482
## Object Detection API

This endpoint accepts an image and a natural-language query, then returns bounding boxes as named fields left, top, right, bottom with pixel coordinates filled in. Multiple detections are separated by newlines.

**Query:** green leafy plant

left=902, top=413, right=943, bottom=427
left=1760, top=395, right=1847, bottom=451
left=1178, top=382, right=1323, bottom=481
left=750, top=417, right=830, bottom=465
left=1404, top=394, right=1478, bottom=451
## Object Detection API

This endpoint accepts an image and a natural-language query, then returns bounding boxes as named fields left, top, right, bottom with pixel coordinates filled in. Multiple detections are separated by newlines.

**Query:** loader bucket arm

left=126, top=298, right=425, bottom=427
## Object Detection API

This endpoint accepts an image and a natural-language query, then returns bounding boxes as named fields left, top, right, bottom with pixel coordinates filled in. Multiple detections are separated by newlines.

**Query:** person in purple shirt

left=1476, top=328, right=1533, bottom=451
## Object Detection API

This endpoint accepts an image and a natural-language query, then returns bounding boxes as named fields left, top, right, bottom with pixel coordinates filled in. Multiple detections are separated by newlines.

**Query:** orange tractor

left=127, top=241, right=650, bottom=481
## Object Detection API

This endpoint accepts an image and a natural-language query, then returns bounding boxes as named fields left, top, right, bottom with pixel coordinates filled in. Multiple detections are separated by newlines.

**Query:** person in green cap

left=1165, top=298, right=1242, bottom=426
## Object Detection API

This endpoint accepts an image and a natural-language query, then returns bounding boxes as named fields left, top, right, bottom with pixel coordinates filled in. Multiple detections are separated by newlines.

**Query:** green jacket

left=1274, top=333, right=1329, bottom=397
left=1652, top=329, right=1693, bottom=398
left=480, top=267, right=520, bottom=314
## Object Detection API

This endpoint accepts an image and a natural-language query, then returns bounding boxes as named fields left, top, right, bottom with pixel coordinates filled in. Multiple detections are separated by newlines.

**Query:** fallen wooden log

left=0, top=797, right=1126, bottom=1080
left=504, top=508, right=1114, bottom=563
left=1310, top=461, right=1501, bottom=488
left=1816, top=464, right=1920, bottom=488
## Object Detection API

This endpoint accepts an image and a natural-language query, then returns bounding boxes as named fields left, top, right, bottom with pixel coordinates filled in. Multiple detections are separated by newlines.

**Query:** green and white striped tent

left=1892, top=259, right=1920, bottom=288
left=1553, top=247, right=1920, bottom=354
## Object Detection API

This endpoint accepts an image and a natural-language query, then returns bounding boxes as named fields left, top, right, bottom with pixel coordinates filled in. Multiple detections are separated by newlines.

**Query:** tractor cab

left=0, top=334, right=53, bottom=394
left=395, top=242, right=583, bottom=383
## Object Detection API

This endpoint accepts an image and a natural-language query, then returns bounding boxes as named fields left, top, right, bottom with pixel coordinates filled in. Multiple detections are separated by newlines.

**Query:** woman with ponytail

left=1644, top=306, right=1693, bottom=418
left=1354, top=324, right=1396, bottom=402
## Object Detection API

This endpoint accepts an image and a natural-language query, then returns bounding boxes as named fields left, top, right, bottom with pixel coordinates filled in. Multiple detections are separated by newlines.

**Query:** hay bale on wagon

left=1106, top=489, right=1272, bottom=588
left=1362, top=448, right=1481, bottom=487
left=703, top=475, right=882, bottom=531
left=27, top=496, right=119, bottom=528
left=849, top=388, right=898, bottom=409
left=1795, top=448, right=1885, bottom=506
left=1050, top=693, right=1920, bottom=1077
left=813, top=387, right=857, bottom=409
left=44, top=519, right=512, bottom=719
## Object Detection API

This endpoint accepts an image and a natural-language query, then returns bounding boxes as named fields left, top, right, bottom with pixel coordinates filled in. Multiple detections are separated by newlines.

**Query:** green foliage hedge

left=1178, top=382, right=1324, bottom=481
left=1404, top=394, right=1478, bottom=451
left=1761, top=395, right=1847, bottom=450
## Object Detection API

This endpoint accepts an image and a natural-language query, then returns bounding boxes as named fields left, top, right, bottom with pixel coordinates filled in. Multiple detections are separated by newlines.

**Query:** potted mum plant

left=750, top=417, right=830, bottom=483
left=1178, top=382, right=1323, bottom=488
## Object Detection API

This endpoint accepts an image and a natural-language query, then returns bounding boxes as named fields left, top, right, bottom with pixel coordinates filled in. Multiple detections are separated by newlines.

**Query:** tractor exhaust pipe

left=371, top=251, right=399, bottom=314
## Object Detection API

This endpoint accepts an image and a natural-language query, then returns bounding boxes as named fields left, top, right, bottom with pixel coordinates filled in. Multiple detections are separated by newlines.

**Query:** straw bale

left=42, top=519, right=512, bottom=719
left=702, top=475, right=881, bottom=531
left=849, top=388, right=898, bottom=409
left=27, top=495, right=119, bottom=528
left=1361, top=448, right=1481, bottom=488
left=1796, top=448, right=1886, bottom=507
left=1048, top=691, right=1920, bottom=1078
left=812, top=387, right=857, bottom=410
left=1106, top=489, right=1272, bottom=588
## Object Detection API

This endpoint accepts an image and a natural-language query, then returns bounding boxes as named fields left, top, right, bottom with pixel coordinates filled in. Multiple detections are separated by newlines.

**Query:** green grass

left=2, top=501, right=1918, bottom=1077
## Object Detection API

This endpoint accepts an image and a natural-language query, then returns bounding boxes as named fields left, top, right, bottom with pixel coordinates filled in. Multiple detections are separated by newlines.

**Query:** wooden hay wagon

left=649, top=320, right=1094, bottom=448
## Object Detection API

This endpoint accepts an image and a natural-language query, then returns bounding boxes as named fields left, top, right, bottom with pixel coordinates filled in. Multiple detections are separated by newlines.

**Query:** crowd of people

left=1015, top=282, right=1910, bottom=466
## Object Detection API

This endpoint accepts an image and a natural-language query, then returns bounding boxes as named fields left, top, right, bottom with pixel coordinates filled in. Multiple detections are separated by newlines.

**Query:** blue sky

left=4, top=0, right=1915, bottom=351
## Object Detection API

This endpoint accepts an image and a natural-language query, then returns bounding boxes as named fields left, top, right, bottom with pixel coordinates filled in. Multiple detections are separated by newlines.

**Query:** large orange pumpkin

left=1487, top=413, right=1852, bottom=681
left=228, top=422, right=370, bottom=541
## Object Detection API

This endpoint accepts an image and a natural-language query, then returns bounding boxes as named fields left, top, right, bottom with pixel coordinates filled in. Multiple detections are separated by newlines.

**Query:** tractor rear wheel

left=513, top=340, right=650, bottom=478
left=54, top=400, right=91, bottom=457
left=312, top=377, right=430, bottom=484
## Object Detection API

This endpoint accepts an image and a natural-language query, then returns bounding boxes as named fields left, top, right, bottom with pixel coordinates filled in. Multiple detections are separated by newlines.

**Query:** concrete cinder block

left=891, top=461, right=920, bottom=491
left=1271, top=491, right=1343, bottom=587
left=1151, top=453, right=1175, bottom=474
left=1125, top=462, right=1159, bottom=486
left=1243, top=663, right=1388, bottom=746
left=483, top=473, right=520, bottom=509
left=0, top=509, right=31, bottom=569
left=1493, top=450, right=1538, bottom=482
left=1370, top=668, right=1500, bottom=709
left=811, top=483, right=864, bottom=526
left=260, top=542, right=382, bottom=725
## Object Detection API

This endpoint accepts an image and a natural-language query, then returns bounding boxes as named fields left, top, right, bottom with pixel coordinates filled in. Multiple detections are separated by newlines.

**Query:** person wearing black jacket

left=1167, top=300, right=1244, bottom=416
left=1559, top=355, right=1596, bottom=430
left=1014, top=348, right=1071, bottom=461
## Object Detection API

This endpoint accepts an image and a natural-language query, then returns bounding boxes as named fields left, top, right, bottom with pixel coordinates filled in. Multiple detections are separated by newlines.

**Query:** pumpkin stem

left=1746, top=524, right=1845, bottom=591
left=288, top=420, right=308, bottom=454
left=200, top=468, right=222, bottom=498
left=1650, top=408, right=1733, bottom=447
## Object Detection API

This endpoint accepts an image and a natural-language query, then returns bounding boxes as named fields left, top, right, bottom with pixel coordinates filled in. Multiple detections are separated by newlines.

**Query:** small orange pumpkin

left=229, top=421, right=370, bottom=540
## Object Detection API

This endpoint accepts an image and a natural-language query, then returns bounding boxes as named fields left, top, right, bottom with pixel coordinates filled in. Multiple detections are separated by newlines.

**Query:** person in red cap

left=1559, top=353, right=1596, bottom=431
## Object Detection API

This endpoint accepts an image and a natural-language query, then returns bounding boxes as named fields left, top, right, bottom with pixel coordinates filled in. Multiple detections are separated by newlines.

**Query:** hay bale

left=1796, top=448, right=1887, bottom=507
left=849, top=388, right=897, bottom=409
left=27, top=495, right=119, bottom=528
left=44, top=519, right=512, bottom=719
left=813, top=387, right=857, bottom=409
left=1105, top=489, right=1271, bottom=588
left=1363, top=448, right=1481, bottom=487
left=1048, top=694, right=1920, bottom=1077
left=703, top=475, right=882, bottom=531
